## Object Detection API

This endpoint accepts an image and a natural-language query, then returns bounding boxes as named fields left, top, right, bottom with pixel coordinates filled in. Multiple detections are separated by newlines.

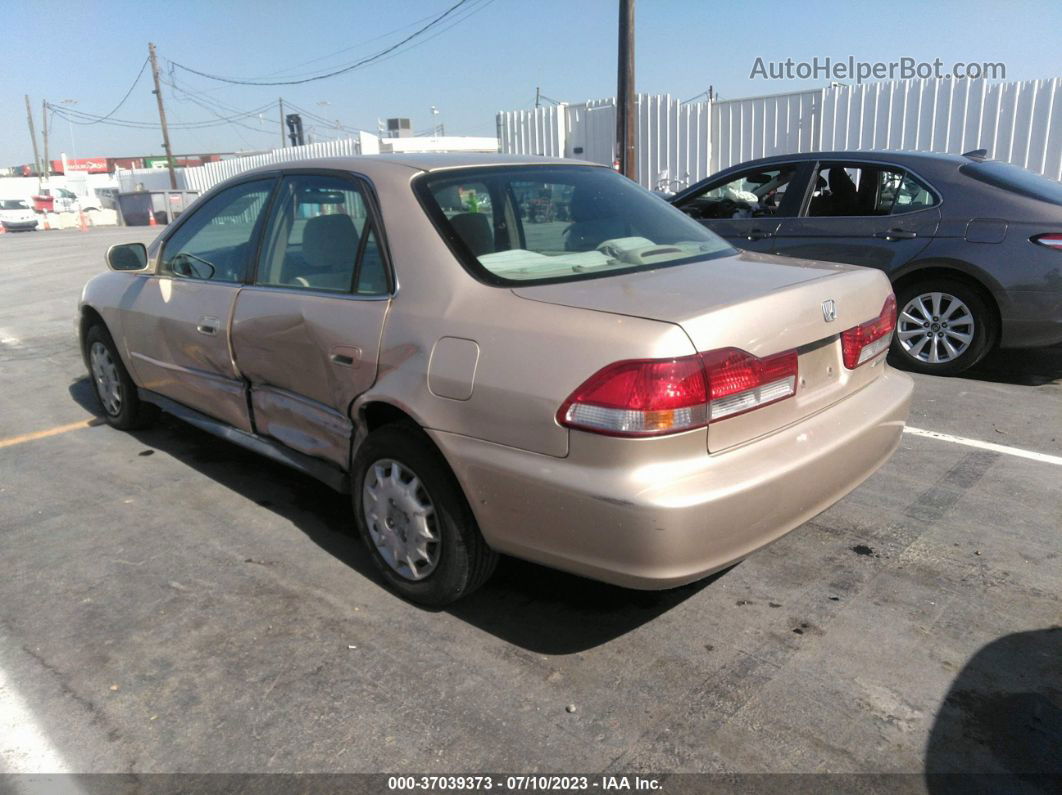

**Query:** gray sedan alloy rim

left=362, top=459, right=440, bottom=581
left=897, top=292, right=975, bottom=365
left=89, top=341, right=122, bottom=416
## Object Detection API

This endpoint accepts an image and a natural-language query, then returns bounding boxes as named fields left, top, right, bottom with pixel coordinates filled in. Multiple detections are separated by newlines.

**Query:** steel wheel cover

left=362, top=458, right=440, bottom=581
left=896, top=291, right=975, bottom=365
left=90, top=341, right=122, bottom=416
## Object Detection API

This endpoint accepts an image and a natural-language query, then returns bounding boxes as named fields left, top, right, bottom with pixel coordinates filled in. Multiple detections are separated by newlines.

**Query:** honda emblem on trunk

left=822, top=299, right=837, bottom=322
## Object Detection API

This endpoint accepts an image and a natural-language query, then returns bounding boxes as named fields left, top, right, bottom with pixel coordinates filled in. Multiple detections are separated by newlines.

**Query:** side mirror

left=106, top=242, right=148, bottom=271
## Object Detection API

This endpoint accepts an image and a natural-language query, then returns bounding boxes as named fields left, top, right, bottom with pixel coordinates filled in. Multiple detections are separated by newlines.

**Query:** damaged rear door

left=230, top=172, right=392, bottom=468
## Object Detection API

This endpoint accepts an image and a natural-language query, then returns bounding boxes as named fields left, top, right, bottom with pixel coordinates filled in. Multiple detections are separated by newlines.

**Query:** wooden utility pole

left=278, top=98, right=286, bottom=149
left=148, top=42, right=177, bottom=189
left=41, top=99, right=49, bottom=182
left=616, top=0, right=636, bottom=180
left=24, top=95, right=42, bottom=180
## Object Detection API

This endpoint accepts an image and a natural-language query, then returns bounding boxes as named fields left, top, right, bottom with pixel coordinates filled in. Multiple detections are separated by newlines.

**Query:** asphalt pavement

left=0, top=227, right=1058, bottom=783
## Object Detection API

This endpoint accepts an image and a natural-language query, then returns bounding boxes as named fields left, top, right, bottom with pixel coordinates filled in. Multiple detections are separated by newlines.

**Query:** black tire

left=351, top=423, right=497, bottom=606
left=84, top=324, right=159, bottom=430
left=888, top=278, right=995, bottom=376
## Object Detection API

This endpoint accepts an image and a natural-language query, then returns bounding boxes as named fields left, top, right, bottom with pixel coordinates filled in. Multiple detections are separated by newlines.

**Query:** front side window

left=257, top=174, right=387, bottom=294
left=806, top=164, right=938, bottom=217
left=417, top=166, right=733, bottom=285
left=676, top=165, right=800, bottom=219
left=160, top=179, right=273, bottom=282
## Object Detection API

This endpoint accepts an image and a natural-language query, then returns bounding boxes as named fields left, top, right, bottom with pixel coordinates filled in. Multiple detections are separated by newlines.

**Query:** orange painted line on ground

left=0, top=418, right=102, bottom=450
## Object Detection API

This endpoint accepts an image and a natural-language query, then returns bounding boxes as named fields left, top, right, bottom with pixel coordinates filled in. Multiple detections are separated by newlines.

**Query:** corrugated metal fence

left=182, top=137, right=363, bottom=193
left=498, top=77, right=1062, bottom=188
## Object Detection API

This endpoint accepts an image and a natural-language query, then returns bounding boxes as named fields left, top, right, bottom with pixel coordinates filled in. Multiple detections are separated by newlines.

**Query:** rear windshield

left=1, top=200, right=29, bottom=210
left=959, top=161, right=1062, bottom=205
left=415, top=165, right=734, bottom=285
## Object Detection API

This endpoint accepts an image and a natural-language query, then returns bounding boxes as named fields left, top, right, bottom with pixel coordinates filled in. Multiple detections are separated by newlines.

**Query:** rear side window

left=257, top=174, right=388, bottom=295
left=806, top=164, right=938, bottom=217
left=960, top=161, right=1062, bottom=205
left=417, top=165, right=733, bottom=286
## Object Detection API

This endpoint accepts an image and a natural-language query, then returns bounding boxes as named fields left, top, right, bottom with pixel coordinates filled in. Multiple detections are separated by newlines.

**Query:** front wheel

left=889, top=279, right=994, bottom=376
left=85, top=324, right=158, bottom=430
left=351, top=424, right=497, bottom=606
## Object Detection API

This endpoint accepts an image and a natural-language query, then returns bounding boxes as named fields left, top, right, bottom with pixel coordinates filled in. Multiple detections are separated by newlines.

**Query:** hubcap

left=89, top=341, right=122, bottom=416
left=362, top=459, right=439, bottom=581
left=897, top=292, right=975, bottom=365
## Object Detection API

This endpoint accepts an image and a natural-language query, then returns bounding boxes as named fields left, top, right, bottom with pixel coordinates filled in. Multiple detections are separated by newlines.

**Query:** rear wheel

left=889, top=279, right=994, bottom=376
left=351, top=423, right=497, bottom=606
left=85, top=324, right=158, bottom=430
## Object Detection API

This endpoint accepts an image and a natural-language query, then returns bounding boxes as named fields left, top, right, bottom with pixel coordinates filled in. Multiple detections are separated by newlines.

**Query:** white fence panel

left=182, top=137, right=362, bottom=194
left=819, top=78, right=1061, bottom=179
left=496, top=105, right=566, bottom=158
left=498, top=77, right=1060, bottom=186
left=711, top=89, right=820, bottom=173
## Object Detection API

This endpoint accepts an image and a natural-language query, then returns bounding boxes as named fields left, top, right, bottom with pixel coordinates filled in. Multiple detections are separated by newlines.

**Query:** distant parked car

left=0, top=199, right=39, bottom=231
left=79, top=155, right=912, bottom=605
left=670, top=150, right=1062, bottom=375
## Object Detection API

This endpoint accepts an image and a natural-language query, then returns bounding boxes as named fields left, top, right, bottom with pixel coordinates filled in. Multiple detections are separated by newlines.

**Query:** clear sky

left=2, top=0, right=1060, bottom=165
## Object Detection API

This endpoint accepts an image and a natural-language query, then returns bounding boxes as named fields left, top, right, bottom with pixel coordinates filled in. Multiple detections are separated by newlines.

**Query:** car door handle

left=876, top=228, right=917, bottom=241
left=329, top=346, right=362, bottom=368
left=746, top=229, right=773, bottom=241
left=196, top=315, right=220, bottom=335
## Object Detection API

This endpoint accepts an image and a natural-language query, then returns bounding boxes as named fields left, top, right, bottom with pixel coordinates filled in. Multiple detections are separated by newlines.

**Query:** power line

left=80, top=57, right=150, bottom=124
left=253, top=5, right=459, bottom=80
left=168, top=0, right=476, bottom=86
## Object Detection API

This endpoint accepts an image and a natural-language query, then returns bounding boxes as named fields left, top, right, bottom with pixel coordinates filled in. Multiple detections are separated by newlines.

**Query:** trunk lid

left=513, top=249, right=895, bottom=451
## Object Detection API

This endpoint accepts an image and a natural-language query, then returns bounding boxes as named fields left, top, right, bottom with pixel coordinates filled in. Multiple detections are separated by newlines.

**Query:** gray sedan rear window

left=960, top=161, right=1062, bottom=205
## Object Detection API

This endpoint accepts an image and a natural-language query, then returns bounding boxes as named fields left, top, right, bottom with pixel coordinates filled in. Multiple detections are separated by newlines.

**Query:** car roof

left=241, top=153, right=598, bottom=181
left=718, top=149, right=976, bottom=169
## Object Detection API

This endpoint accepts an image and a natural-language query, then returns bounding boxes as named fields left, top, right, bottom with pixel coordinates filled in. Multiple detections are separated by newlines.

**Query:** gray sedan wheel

left=889, top=279, right=993, bottom=376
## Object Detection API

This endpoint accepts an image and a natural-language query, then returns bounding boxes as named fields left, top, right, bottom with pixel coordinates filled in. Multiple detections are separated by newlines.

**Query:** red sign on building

left=51, top=158, right=110, bottom=174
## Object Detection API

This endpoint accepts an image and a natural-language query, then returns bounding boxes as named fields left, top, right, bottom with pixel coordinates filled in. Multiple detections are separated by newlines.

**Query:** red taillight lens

left=841, top=294, right=897, bottom=369
left=557, top=356, right=708, bottom=437
left=1032, top=233, right=1062, bottom=251
left=701, top=347, right=798, bottom=420
left=558, top=347, right=799, bottom=437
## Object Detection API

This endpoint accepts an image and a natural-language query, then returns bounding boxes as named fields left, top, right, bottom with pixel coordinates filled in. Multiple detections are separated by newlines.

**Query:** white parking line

left=0, top=664, right=72, bottom=774
left=904, top=426, right=1062, bottom=466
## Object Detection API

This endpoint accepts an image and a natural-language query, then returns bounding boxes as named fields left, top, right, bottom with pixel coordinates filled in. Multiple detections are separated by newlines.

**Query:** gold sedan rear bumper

left=430, top=367, right=914, bottom=589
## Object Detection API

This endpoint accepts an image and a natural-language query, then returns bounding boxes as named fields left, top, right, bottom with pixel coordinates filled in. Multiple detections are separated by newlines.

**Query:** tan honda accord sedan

left=78, top=155, right=912, bottom=605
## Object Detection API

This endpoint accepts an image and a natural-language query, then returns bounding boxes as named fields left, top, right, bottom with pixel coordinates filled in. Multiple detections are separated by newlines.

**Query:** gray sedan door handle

left=196, top=315, right=220, bottom=335
left=746, top=229, right=773, bottom=241
left=876, top=228, right=918, bottom=241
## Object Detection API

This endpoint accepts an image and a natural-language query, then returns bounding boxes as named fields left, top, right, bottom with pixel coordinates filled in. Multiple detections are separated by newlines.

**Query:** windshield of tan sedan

left=418, top=166, right=734, bottom=284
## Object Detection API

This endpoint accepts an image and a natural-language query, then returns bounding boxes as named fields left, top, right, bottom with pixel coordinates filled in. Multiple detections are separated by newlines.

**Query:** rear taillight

left=557, top=347, right=798, bottom=437
left=557, top=356, right=708, bottom=437
left=701, top=347, right=798, bottom=421
left=1031, top=233, right=1062, bottom=251
left=841, top=294, right=897, bottom=369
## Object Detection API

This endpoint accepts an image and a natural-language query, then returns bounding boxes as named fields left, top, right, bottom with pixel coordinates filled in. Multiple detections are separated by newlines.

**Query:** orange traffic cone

left=148, top=208, right=158, bottom=228
left=0, top=222, right=6, bottom=235
left=79, top=210, right=89, bottom=232
left=42, top=214, right=51, bottom=231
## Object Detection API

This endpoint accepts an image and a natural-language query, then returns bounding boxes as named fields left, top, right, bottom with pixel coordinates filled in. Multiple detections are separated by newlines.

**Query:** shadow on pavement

left=960, top=344, right=1062, bottom=387
left=69, top=377, right=713, bottom=654
left=925, top=626, right=1061, bottom=793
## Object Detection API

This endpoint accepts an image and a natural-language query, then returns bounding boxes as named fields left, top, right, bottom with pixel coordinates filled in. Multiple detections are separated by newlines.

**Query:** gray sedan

left=671, top=150, right=1062, bottom=375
